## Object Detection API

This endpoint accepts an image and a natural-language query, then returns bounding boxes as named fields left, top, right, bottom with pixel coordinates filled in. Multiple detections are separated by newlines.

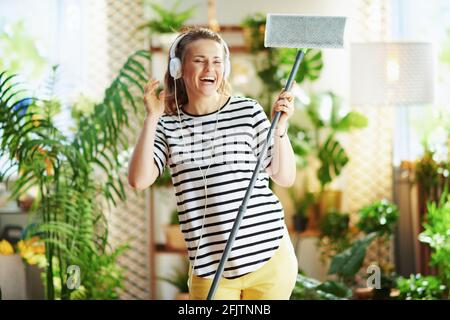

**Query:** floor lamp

left=350, top=42, right=434, bottom=277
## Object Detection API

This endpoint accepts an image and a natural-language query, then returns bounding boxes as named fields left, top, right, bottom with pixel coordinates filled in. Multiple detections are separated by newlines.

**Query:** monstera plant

left=286, top=91, right=368, bottom=228
left=0, top=50, right=150, bottom=299
left=303, top=92, right=368, bottom=192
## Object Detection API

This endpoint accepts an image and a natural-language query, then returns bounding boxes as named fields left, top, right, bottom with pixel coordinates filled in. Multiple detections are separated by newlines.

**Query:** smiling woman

left=127, top=27, right=299, bottom=300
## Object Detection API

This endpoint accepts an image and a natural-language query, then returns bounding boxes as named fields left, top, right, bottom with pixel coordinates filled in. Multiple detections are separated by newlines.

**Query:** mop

left=207, top=13, right=347, bottom=300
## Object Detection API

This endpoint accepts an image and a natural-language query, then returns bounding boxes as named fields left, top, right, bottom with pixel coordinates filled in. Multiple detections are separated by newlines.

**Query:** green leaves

left=0, top=49, right=150, bottom=299
left=357, top=200, right=399, bottom=236
left=319, top=211, right=350, bottom=240
left=419, top=190, right=450, bottom=286
left=138, top=0, right=197, bottom=34
left=0, top=20, right=48, bottom=80
left=291, top=274, right=351, bottom=300
left=296, top=49, right=323, bottom=83
left=397, top=274, right=447, bottom=300
left=316, top=280, right=353, bottom=299
left=158, top=259, right=190, bottom=293
left=317, top=135, right=349, bottom=189
left=294, top=92, right=368, bottom=190
left=332, top=111, right=368, bottom=132
left=71, top=50, right=149, bottom=204
left=328, top=232, right=377, bottom=280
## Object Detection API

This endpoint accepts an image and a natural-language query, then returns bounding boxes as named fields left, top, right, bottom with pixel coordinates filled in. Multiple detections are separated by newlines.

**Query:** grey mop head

left=264, top=14, right=346, bottom=49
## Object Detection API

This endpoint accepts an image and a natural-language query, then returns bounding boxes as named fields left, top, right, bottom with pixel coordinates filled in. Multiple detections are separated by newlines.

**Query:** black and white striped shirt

left=153, top=96, right=285, bottom=279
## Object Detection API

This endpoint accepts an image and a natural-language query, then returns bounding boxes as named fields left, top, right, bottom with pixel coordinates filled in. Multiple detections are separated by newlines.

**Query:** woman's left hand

left=271, top=90, right=295, bottom=131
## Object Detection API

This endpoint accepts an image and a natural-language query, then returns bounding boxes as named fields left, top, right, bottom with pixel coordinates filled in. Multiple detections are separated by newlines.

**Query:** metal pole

left=206, top=49, right=306, bottom=300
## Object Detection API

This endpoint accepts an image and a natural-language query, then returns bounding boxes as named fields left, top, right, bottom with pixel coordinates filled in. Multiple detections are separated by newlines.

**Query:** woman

left=128, top=27, right=298, bottom=300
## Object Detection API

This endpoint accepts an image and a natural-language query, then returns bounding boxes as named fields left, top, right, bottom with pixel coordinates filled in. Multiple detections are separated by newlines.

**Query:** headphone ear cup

left=169, top=57, right=182, bottom=80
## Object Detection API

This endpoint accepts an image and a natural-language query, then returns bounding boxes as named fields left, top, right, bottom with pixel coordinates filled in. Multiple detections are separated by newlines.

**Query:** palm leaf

left=0, top=50, right=149, bottom=300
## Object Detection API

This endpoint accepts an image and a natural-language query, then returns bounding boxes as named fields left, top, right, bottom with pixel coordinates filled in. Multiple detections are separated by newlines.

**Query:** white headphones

left=169, top=32, right=231, bottom=80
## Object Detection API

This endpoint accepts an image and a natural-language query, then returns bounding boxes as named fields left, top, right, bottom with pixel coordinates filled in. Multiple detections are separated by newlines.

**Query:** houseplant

left=289, top=189, right=314, bottom=232
left=290, top=273, right=352, bottom=300
left=155, top=167, right=172, bottom=186
left=305, top=92, right=368, bottom=192
left=325, top=200, right=398, bottom=299
left=396, top=274, right=447, bottom=300
left=356, top=200, right=399, bottom=299
left=328, top=232, right=378, bottom=289
left=289, top=92, right=368, bottom=228
left=164, top=208, right=185, bottom=250
left=318, top=210, right=352, bottom=263
left=357, top=199, right=399, bottom=236
left=159, top=260, right=190, bottom=300
left=418, top=189, right=450, bottom=289
left=138, top=0, right=197, bottom=50
left=0, top=49, right=150, bottom=299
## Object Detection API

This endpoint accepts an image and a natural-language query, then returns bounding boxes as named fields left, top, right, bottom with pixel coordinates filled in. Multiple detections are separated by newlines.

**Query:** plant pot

left=17, top=195, right=34, bottom=212
left=164, top=225, right=186, bottom=250
left=353, top=287, right=374, bottom=300
left=318, top=190, right=342, bottom=215
left=293, top=215, right=309, bottom=232
left=372, top=288, right=392, bottom=300
left=310, top=190, right=342, bottom=230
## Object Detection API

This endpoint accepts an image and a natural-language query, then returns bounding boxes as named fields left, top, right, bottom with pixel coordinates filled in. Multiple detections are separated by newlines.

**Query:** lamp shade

left=350, top=42, right=434, bottom=106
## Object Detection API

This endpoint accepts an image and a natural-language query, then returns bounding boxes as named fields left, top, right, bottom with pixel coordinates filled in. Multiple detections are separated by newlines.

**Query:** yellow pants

left=188, top=230, right=298, bottom=300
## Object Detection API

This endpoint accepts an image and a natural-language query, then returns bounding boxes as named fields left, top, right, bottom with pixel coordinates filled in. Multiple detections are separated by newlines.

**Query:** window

left=391, top=0, right=450, bottom=164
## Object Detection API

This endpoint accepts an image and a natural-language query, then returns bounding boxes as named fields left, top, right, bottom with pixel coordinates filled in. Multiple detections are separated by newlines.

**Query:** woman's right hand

left=144, top=79, right=165, bottom=119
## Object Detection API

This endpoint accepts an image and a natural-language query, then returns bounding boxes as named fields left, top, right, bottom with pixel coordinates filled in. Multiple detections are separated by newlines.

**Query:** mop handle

left=206, top=49, right=306, bottom=300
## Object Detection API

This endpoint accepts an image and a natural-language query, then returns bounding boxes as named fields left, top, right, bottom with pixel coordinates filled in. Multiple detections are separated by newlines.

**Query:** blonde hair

left=163, top=27, right=231, bottom=115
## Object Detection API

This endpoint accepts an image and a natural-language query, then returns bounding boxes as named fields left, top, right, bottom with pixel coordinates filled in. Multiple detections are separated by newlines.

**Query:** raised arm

left=128, top=79, right=165, bottom=190
left=266, top=90, right=296, bottom=187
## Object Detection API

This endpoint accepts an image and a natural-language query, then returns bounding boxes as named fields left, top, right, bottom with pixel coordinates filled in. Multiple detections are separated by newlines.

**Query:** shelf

left=155, top=243, right=188, bottom=255
left=149, top=45, right=249, bottom=54
left=288, top=227, right=321, bottom=238
left=149, top=24, right=250, bottom=54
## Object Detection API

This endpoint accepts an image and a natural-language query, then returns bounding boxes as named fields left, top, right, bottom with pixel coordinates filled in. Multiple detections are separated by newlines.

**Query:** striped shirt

left=153, top=96, right=286, bottom=279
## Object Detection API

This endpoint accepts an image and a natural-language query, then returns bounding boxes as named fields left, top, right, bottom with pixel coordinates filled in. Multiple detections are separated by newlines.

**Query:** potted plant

left=138, top=0, right=197, bottom=50
left=418, top=190, right=450, bottom=290
left=357, top=199, right=399, bottom=236
left=353, top=200, right=399, bottom=299
left=159, top=261, right=190, bottom=300
left=396, top=274, right=447, bottom=300
left=328, top=232, right=378, bottom=290
left=241, top=13, right=267, bottom=53
left=0, top=49, right=150, bottom=299
left=317, top=210, right=352, bottom=263
left=289, top=190, right=314, bottom=232
left=164, top=208, right=185, bottom=250
left=286, top=92, right=369, bottom=229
